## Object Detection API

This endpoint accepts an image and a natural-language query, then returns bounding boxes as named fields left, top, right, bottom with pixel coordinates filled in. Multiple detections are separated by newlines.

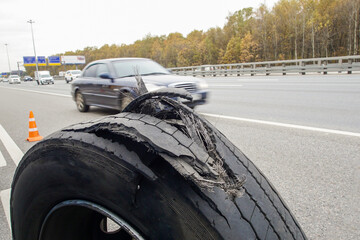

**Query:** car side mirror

left=99, top=73, right=114, bottom=82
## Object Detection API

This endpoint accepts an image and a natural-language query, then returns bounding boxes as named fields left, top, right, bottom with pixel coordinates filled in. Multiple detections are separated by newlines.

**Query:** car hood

left=141, top=74, right=201, bottom=86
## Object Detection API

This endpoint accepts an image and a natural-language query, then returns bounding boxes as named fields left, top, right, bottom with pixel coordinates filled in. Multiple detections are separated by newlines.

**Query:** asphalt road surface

left=0, top=74, right=359, bottom=239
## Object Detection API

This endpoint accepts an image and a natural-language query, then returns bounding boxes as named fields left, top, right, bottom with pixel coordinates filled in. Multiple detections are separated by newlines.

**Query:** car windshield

left=71, top=71, right=81, bottom=74
left=112, top=59, right=170, bottom=78
left=10, top=75, right=19, bottom=78
left=41, top=74, right=50, bottom=78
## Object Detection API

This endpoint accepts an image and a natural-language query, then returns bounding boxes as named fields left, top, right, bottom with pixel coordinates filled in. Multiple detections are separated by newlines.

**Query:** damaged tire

left=11, top=113, right=307, bottom=239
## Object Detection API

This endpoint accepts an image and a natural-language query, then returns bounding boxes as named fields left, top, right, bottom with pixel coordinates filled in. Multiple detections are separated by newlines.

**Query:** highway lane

left=3, top=73, right=360, bottom=132
left=199, top=74, right=360, bottom=133
left=0, top=75, right=359, bottom=239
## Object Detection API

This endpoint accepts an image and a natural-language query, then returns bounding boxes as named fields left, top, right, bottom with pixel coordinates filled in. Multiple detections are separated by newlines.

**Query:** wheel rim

left=76, top=93, right=85, bottom=110
left=39, top=200, right=144, bottom=240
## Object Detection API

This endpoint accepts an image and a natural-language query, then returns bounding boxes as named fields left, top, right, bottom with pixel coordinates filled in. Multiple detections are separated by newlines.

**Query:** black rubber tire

left=75, top=91, right=89, bottom=112
left=11, top=113, right=307, bottom=240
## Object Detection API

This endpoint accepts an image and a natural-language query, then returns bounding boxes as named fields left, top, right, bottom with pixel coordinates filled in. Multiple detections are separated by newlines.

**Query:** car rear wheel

left=75, top=92, right=89, bottom=112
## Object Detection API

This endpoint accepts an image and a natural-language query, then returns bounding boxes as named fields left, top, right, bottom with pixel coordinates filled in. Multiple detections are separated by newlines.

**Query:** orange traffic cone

left=26, top=111, right=43, bottom=142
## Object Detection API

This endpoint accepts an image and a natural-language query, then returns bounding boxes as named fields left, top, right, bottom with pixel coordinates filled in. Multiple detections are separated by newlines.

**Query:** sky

left=0, top=0, right=277, bottom=72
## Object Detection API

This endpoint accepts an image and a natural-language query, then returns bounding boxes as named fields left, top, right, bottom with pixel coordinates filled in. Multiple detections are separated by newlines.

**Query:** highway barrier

left=169, top=55, right=360, bottom=77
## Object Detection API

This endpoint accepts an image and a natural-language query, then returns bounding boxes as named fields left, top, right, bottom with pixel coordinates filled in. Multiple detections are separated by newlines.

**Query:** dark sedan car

left=71, top=58, right=208, bottom=112
left=23, top=76, right=33, bottom=81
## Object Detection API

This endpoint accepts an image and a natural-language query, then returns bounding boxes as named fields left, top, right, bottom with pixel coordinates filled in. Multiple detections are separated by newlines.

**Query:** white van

left=35, top=71, right=54, bottom=85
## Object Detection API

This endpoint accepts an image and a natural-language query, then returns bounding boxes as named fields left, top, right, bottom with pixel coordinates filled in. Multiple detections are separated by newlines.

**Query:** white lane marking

left=237, top=78, right=279, bottom=81
left=0, top=125, right=24, bottom=166
left=0, top=125, right=23, bottom=232
left=201, top=113, right=360, bottom=138
left=209, top=84, right=243, bottom=88
left=0, top=151, right=6, bottom=167
left=242, top=83, right=360, bottom=86
left=0, top=86, right=71, bottom=98
left=0, top=189, right=11, bottom=230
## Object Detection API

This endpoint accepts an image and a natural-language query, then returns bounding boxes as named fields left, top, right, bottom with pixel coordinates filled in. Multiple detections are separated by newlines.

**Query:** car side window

left=96, top=64, right=109, bottom=77
left=83, top=64, right=98, bottom=78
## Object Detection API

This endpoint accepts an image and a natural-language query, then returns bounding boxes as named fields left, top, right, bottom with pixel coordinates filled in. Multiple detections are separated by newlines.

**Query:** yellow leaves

left=44, top=0, right=353, bottom=71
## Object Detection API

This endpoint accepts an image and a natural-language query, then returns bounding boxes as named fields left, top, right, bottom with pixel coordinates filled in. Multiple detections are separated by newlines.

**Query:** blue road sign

left=23, top=56, right=47, bottom=66
left=37, top=56, right=46, bottom=66
left=23, top=56, right=36, bottom=66
left=48, top=56, right=61, bottom=66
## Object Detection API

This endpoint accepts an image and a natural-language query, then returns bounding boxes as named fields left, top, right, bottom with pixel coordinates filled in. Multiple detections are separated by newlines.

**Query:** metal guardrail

left=168, top=55, right=360, bottom=77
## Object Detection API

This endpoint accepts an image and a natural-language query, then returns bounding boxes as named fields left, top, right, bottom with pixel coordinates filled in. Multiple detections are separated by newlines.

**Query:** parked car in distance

left=71, top=58, right=208, bottom=112
left=9, top=75, right=21, bottom=84
left=23, top=76, right=33, bottom=81
left=2, top=77, right=9, bottom=83
left=35, top=71, right=54, bottom=85
left=65, top=70, right=82, bottom=83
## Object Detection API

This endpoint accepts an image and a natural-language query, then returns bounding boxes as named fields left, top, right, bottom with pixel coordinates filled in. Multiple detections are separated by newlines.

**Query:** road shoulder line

left=209, top=84, right=243, bottom=87
left=201, top=113, right=360, bottom=138
left=0, top=124, right=23, bottom=232
left=0, top=151, right=6, bottom=167
left=0, top=86, right=71, bottom=98
left=0, top=189, right=11, bottom=230
left=0, top=124, right=24, bottom=166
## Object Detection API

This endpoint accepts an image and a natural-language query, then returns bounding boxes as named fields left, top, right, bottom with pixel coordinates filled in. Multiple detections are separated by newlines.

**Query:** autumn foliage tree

left=26, top=0, right=360, bottom=75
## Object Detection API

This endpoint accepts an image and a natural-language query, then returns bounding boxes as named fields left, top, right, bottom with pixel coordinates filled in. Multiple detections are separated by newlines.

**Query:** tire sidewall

left=11, top=141, right=141, bottom=240
left=11, top=138, right=220, bottom=240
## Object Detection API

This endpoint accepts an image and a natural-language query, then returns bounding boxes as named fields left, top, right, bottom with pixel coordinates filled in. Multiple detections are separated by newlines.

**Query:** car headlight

left=145, top=83, right=166, bottom=92
left=197, top=79, right=208, bottom=89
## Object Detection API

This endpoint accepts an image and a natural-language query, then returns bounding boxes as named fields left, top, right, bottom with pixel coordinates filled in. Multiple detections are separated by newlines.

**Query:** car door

left=79, top=64, right=99, bottom=105
left=93, top=63, right=119, bottom=108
